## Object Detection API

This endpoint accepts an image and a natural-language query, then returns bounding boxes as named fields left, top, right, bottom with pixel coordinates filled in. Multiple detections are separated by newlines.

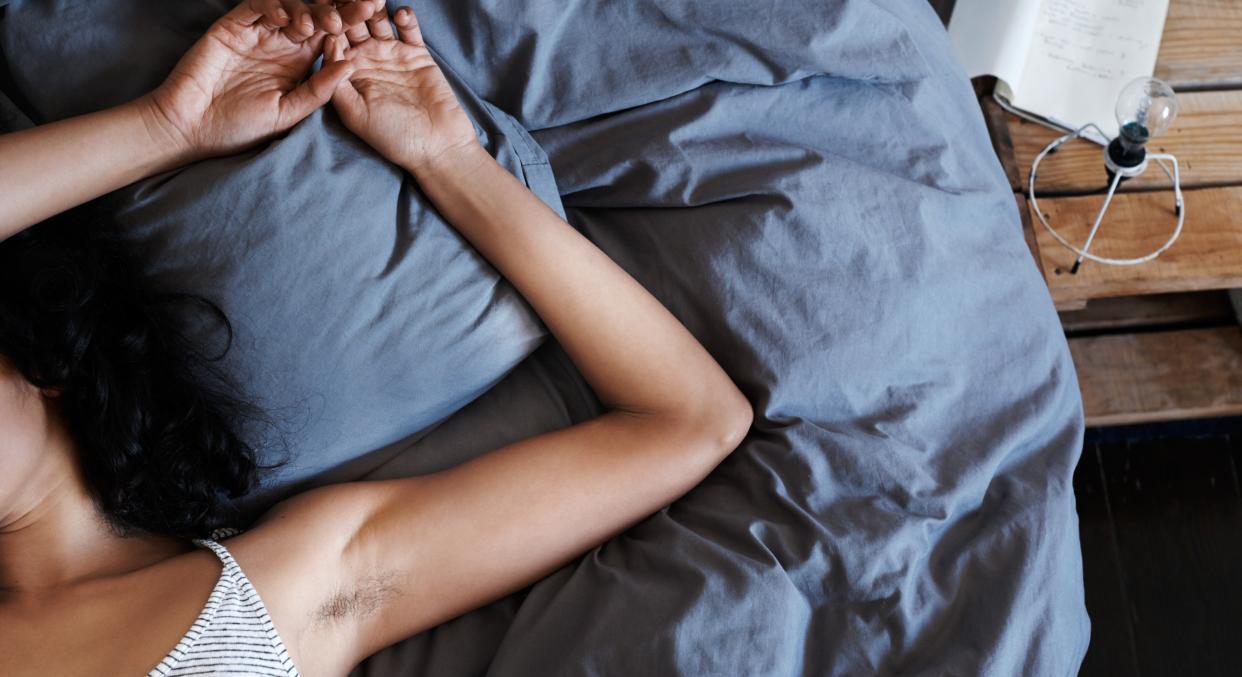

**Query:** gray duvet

left=0, top=0, right=1089, bottom=675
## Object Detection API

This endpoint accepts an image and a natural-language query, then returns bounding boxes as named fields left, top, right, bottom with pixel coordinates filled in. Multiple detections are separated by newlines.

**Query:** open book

left=947, top=0, right=1170, bottom=144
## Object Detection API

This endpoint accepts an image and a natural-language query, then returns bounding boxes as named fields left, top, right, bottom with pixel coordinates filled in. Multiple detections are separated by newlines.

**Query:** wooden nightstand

left=941, top=0, right=1242, bottom=426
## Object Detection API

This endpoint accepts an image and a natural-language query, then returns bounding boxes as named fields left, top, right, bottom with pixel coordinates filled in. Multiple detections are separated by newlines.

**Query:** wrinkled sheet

left=0, top=0, right=1090, bottom=674
left=353, top=1, right=1091, bottom=675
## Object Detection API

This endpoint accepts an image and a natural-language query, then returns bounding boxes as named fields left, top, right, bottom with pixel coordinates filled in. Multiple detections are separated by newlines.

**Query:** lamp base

left=1105, top=137, right=1149, bottom=179
left=1028, top=123, right=1184, bottom=273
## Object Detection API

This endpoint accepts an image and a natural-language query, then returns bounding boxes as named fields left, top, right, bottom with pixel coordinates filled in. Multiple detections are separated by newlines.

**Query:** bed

left=0, top=0, right=1090, bottom=674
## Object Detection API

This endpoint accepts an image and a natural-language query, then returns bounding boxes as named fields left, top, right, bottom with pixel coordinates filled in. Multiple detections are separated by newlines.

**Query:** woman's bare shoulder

left=0, top=545, right=221, bottom=677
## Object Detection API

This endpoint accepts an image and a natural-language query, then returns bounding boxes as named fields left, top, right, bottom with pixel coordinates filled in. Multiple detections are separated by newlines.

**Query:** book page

left=1010, top=0, right=1170, bottom=139
left=947, top=0, right=1043, bottom=87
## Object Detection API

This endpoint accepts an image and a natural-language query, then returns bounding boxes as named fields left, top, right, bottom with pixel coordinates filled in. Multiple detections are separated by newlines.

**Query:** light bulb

left=1115, top=77, right=1178, bottom=145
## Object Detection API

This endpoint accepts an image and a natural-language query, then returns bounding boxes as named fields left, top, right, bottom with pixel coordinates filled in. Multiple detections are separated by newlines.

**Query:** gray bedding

left=0, top=0, right=1090, bottom=675
left=2, top=0, right=562, bottom=510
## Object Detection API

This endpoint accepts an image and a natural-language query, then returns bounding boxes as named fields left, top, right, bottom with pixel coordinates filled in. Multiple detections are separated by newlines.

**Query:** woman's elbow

left=646, top=375, right=753, bottom=463
left=704, top=382, right=753, bottom=457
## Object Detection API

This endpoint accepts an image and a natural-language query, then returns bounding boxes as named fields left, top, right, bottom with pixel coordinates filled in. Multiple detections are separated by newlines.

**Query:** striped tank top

left=146, top=529, right=299, bottom=677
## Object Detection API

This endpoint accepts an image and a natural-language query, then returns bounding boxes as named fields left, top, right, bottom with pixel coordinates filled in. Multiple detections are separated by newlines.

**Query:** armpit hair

left=316, top=571, right=401, bottom=623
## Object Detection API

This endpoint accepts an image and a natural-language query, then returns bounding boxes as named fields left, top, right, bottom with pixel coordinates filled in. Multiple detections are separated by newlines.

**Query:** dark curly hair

left=0, top=207, right=272, bottom=539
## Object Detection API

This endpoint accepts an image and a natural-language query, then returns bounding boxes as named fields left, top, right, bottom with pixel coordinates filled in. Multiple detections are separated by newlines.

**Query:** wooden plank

left=982, top=93, right=1021, bottom=190
left=1071, top=327, right=1242, bottom=426
left=1059, top=291, right=1235, bottom=333
left=1156, top=0, right=1242, bottom=90
left=1099, top=437, right=1242, bottom=676
left=1014, top=193, right=1045, bottom=278
left=1020, top=180, right=1084, bottom=313
left=1008, top=90, right=1242, bottom=194
left=1030, top=185, right=1242, bottom=305
left=1015, top=195, right=1089, bottom=309
left=1055, top=297, right=1090, bottom=312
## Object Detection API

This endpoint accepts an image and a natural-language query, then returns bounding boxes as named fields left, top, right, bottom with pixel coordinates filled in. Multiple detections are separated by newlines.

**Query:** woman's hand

left=321, top=6, right=482, bottom=175
left=145, top=0, right=380, bottom=159
left=1, top=0, right=387, bottom=239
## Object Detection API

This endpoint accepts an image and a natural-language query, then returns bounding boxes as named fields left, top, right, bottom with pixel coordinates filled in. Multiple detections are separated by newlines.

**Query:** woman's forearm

left=409, top=147, right=750, bottom=429
left=0, top=96, right=192, bottom=241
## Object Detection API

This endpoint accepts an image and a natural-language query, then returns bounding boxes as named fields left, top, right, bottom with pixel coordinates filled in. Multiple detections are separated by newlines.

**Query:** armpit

left=315, top=571, right=401, bottom=623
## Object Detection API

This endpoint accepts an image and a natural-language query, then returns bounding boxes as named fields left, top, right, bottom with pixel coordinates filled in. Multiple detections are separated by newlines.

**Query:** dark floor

left=1076, top=417, right=1242, bottom=677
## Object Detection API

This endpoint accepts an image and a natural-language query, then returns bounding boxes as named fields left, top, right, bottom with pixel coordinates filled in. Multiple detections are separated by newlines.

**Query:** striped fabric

left=147, top=529, right=299, bottom=677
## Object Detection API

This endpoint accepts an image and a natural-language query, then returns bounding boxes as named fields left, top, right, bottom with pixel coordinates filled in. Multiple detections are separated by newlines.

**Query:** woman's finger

left=342, top=14, right=372, bottom=44
left=339, top=1, right=380, bottom=26
left=308, top=2, right=345, bottom=34
left=279, top=57, right=354, bottom=128
left=278, top=0, right=315, bottom=40
left=328, top=1, right=374, bottom=44
left=249, top=0, right=290, bottom=28
left=321, top=35, right=366, bottom=118
left=393, top=5, right=424, bottom=46
left=227, top=1, right=267, bottom=26
left=324, top=33, right=351, bottom=63
left=365, top=0, right=394, bottom=40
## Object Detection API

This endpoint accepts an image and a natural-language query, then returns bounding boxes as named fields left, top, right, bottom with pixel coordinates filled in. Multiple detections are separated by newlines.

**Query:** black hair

left=0, top=207, right=272, bottom=539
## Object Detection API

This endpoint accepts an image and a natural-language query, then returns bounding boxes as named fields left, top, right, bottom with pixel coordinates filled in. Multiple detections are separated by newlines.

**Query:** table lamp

left=1028, top=77, right=1185, bottom=274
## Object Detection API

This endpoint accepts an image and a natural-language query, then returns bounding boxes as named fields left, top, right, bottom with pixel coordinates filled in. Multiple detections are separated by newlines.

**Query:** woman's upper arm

left=231, top=408, right=744, bottom=671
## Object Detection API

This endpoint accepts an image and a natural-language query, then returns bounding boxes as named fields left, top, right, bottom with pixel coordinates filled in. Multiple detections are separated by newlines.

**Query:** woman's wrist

left=132, top=94, right=204, bottom=170
left=0, top=95, right=205, bottom=240
left=404, top=142, right=494, bottom=190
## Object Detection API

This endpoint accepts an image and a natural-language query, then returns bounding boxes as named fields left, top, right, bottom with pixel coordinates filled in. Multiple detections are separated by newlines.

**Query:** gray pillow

left=0, top=0, right=559, bottom=505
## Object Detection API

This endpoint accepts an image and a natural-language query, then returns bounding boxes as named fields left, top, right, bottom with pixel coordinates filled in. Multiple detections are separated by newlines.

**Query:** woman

left=0, top=1, right=752, bottom=675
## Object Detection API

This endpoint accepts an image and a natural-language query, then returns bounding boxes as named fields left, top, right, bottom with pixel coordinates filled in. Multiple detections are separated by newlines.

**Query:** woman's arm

left=0, top=98, right=193, bottom=241
left=228, top=10, right=753, bottom=674
left=0, top=0, right=378, bottom=241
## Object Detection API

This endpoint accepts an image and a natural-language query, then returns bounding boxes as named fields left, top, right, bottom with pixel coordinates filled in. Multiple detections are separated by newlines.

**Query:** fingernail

left=276, top=8, right=289, bottom=22
left=301, top=14, right=313, bottom=31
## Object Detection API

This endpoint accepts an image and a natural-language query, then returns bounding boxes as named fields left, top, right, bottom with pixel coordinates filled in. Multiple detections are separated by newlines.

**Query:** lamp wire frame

left=1028, top=123, right=1185, bottom=268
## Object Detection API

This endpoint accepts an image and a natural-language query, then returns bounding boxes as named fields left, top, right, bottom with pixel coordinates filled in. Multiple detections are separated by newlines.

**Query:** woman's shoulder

left=0, top=543, right=222, bottom=677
